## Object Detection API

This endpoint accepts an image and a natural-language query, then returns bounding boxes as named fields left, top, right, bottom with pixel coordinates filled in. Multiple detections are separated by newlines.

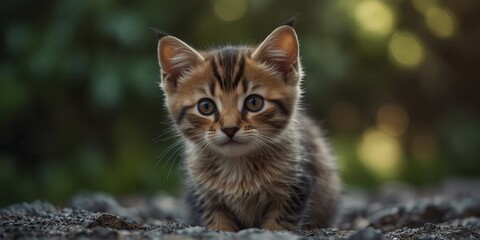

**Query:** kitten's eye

left=245, top=95, right=264, bottom=112
left=197, top=98, right=216, bottom=115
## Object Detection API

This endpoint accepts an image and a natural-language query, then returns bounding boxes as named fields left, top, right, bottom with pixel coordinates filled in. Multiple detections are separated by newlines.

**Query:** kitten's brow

left=176, top=104, right=195, bottom=124
left=210, top=48, right=247, bottom=92
left=267, top=99, right=290, bottom=116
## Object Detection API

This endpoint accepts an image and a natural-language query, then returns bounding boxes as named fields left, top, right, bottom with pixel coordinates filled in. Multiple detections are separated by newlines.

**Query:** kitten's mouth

left=214, top=139, right=254, bottom=157
left=221, top=139, right=243, bottom=146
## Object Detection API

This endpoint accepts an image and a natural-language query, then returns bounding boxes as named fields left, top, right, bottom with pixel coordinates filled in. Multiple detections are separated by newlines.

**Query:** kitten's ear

left=157, top=36, right=204, bottom=93
left=252, top=26, right=299, bottom=76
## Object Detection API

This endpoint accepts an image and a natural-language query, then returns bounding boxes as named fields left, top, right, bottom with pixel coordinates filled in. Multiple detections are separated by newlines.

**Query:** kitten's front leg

left=203, top=200, right=239, bottom=232
left=186, top=186, right=239, bottom=231
left=206, top=209, right=239, bottom=232
left=261, top=198, right=300, bottom=231
left=261, top=184, right=311, bottom=231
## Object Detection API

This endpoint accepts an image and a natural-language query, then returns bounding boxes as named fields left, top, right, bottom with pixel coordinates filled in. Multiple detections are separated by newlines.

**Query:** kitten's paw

left=208, top=222, right=239, bottom=232
left=262, top=220, right=296, bottom=231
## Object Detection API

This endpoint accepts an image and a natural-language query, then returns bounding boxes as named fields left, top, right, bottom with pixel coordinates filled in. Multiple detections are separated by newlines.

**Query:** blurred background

left=1, top=0, right=479, bottom=207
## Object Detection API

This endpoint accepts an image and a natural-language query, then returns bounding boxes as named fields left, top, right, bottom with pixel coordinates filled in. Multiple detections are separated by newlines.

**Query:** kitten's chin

left=212, top=141, right=256, bottom=157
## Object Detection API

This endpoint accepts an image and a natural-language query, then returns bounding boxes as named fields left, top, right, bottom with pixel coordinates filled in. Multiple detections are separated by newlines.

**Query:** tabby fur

left=155, top=23, right=340, bottom=231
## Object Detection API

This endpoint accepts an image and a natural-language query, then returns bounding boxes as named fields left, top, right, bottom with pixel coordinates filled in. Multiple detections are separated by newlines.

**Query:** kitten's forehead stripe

left=218, top=48, right=237, bottom=90
left=232, top=54, right=245, bottom=91
left=210, top=47, right=248, bottom=92
left=208, top=80, right=215, bottom=96
left=241, top=79, right=248, bottom=94
left=214, top=53, right=227, bottom=91
left=211, top=57, right=224, bottom=90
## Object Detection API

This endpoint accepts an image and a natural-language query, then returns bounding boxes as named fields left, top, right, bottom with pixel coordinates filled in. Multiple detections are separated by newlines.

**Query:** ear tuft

left=252, top=26, right=299, bottom=76
left=149, top=27, right=169, bottom=40
left=282, top=14, right=299, bottom=28
left=157, top=36, right=204, bottom=92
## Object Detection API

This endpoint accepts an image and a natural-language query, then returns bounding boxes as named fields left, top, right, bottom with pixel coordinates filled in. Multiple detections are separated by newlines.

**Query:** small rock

left=237, top=228, right=301, bottom=240
left=387, top=222, right=480, bottom=240
left=175, top=226, right=207, bottom=234
left=344, top=227, right=387, bottom=240
left=87, top=213, right=146, bottom=231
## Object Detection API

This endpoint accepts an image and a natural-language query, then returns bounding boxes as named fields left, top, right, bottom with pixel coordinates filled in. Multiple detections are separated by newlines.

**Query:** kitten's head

left=156, top=25, right=303, bottom=157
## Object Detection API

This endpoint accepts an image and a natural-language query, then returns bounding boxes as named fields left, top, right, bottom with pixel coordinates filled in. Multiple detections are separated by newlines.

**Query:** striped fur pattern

left=156, top=25, right=340, bottom=231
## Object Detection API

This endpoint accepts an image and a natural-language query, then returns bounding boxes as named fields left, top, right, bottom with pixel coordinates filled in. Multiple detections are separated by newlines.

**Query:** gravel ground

left=1, top=179, right=480, bottom=239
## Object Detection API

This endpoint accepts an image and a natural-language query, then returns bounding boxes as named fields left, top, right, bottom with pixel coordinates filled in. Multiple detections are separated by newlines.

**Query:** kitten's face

left=157, top=26, right=302, bottom=157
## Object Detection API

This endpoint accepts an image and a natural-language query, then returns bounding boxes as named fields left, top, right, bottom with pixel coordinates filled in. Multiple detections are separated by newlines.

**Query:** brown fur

left=156, top=24, right=341, bottom=231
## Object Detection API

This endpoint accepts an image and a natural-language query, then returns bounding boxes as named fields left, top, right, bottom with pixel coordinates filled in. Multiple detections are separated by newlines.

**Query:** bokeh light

left=388, top=32, right=425, bottom=68
left=376, top=104, right=409, bottom=136
left=214, top=0, right=247, bottom=22
left=357, top=128, right=403, bottom=179
left=426, top=6, right=456, bottom=38
left=2, top=0, right=480, bottom=207
left=354, top=0, right=395, bottom=38
left=411, top=0, right=438, bottom=15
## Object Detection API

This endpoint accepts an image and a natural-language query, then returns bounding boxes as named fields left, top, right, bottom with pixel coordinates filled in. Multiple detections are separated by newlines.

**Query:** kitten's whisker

left=258, top=136, right=291, bottom=153
left=167, top=148, right=184, bottom=180
left=162, top=143, right=185, bottom=170
left=254, top=137, right=278, bottom=161
left=158, top=119, right=175, bottom=126
left=153, top=128, right=180, bottom=143
left=154, top=139, right=184, bottom=168
left=192, top=139, right=211, bottom=157
left=154, top=133, right=180, bottom=143
left=156, top=139, right=182, bottom=160
left=164, top=135, right=210, bottom=179
left=167, top=134, right=209, bottom=178
left=257, top=134, right=292, bottom=157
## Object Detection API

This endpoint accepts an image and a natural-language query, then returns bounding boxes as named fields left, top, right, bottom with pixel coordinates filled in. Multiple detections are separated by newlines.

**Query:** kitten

left=154, top=22, right=340, bottom=231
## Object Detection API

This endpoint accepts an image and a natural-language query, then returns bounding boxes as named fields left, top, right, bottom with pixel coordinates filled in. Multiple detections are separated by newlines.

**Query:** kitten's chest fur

left=184, top=119, right=319, bottom=228
left=186, top=149, right=298, bottom=227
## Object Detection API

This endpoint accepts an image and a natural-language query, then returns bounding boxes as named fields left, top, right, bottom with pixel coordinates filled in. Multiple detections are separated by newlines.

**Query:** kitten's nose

left=221, top=127, right=239, bottom=138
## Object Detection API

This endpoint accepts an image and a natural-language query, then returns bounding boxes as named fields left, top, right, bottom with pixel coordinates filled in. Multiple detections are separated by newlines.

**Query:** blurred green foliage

left=1, top=0, right=480, bottom=207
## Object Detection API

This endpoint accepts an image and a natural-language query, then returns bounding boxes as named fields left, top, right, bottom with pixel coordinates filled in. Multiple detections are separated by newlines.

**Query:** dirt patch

left=1, top=179, right=479, bottom=239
